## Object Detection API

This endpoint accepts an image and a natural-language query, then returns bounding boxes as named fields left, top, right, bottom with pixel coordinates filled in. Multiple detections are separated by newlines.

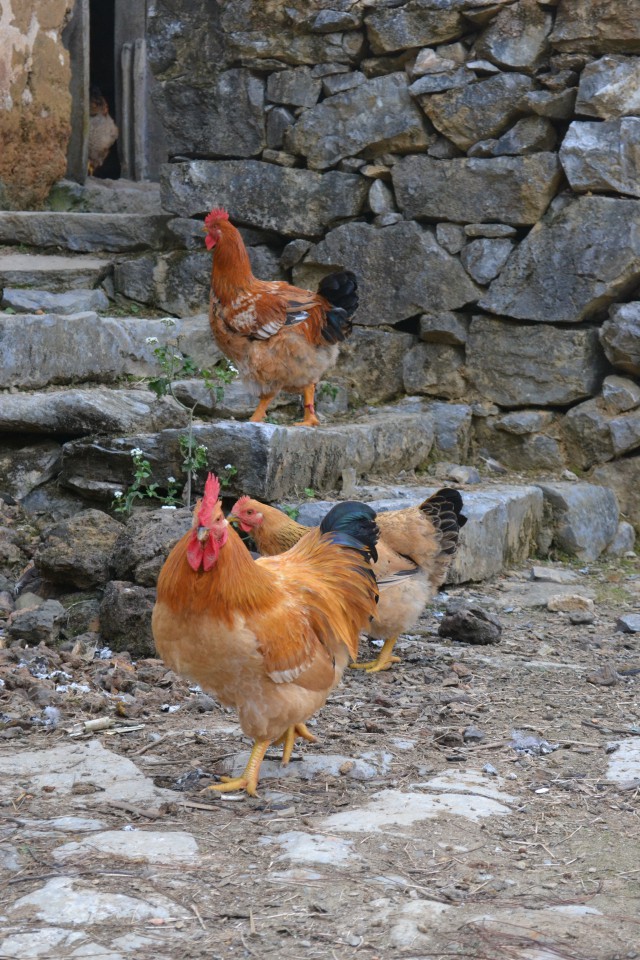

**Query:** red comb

left=197, top=473, right=221, bottom=526
left=205, top=208, right=229, bottom=230
left=233, top=495, right=250, bottom=512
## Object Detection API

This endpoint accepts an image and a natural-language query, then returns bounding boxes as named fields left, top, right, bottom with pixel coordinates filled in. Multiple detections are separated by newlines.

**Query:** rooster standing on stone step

left=204, top=207, right=358, bottom=427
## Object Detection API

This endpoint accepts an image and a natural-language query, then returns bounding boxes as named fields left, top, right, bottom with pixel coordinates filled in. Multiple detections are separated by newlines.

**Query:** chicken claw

left=351, top=637, right=401, bottom=673
left=201, top=738, right=270, bottom=797
left=275, top=723, right=318, bottom=765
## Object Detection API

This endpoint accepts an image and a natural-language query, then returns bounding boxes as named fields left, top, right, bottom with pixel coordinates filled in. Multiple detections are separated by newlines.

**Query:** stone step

left=297, top=484, right=544, bottom=583
left=294, top=478, right=623, bottom=573
left=59, top=409, right=436, bottom=503
left=0, top=212, right=174, bottom=252
left=1, top=287, right=110, bottom=315
left=0, top=253, right=112, bottom=292
left=49, top=178, right=164, bottom=215
left=0, top=312, right=219, bottom=390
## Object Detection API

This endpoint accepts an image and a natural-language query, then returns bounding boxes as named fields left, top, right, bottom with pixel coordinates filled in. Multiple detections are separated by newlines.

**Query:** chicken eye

left=246, top=509, right=254, bottom=515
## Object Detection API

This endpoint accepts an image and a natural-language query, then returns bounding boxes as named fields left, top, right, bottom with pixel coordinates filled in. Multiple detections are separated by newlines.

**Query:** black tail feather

left=318, top=271, right=358, bottom=344
left=420, top=488, right=467, bottom=557
left=320, top=500, right=379, bottom=564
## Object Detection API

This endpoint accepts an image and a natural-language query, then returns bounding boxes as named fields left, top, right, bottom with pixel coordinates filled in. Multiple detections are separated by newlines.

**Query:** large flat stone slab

left=0, top=253, right=112, bottom=291
left=1, top=287, right=109, bottom=314
left=0, top=213, right=174, bottom=252
left=0, top=739, right=169, bottom=806
left=0, top=312, right=220, bottom=389
left=53, top=830, right=199, bottom=864
left=60, top=409, right=436, bottom=503
left=296, top=483, right=544, bottom=582
left=0, top=388, right=188, bottom=437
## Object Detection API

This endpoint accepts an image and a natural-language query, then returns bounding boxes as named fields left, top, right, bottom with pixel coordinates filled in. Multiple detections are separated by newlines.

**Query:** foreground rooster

left=205, top=208, right=358, bottom=426
left=230, top=489, right=466, bottom=673
left=152, top=474, right=379, bottom=796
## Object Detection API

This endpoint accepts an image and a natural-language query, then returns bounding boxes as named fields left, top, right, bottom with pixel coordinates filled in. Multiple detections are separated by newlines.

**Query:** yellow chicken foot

left=249, top=393, right=277, bottom=423
left=351, top=637, right=401, bottom=674
left=294, top=385, right=320, bottom=427
left=274, top=723, right=319, bottom=766
left=201, top=738, right=270, bottom=797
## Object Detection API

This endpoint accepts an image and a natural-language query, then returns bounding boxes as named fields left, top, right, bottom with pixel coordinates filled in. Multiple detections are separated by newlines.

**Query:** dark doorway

left=89, top=0, right=120, bottom=178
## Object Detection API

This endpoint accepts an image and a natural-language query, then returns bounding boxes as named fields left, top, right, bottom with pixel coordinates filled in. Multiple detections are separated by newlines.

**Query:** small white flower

left=144, top=336, right=159, bottom=345
left=173, top=353, right=182, bottom=361
left=161, top=505, right=177, bottom=511
left=130, top=447, right=143, bottom=457
left=197, top=444, right=207, bottom=452
left=161, top=317, right=177, bottom=327
left=224, top=464, right=233, bottom=470
left=167, top=476, right=176, bottom=483
left=113, top=490, right=123, bottom=499
left=228, top=363, right=238, bottom=373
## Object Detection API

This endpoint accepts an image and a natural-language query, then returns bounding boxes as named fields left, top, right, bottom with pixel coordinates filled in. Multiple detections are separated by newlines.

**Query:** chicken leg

left=294, top=384, right=320, bottom=428
left=275, top=723, right=318, bottom=765
left=201, top=738, right=270, bottom=797
left=351, top=637, right=401, bottom=674
left=249, top=393, right=277, bottom=423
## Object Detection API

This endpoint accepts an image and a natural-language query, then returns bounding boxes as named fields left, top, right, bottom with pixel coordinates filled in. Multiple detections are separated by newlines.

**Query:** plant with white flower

left=219, top=463, right=238, bottom=488
left=144, top=336, right=159, bottom=345
left=112, top=450, right=182, bottom=515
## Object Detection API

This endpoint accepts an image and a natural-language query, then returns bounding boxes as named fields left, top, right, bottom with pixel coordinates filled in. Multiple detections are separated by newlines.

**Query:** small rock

left=606, top=521, right=636, bottom=558
left=531, top=565, right=580, bottom=584
left=195, top=694, right=216, bottom=713
left=483, top=763, right=498, bottom=776
left=547, top=594, right=595, bottom=614
left=616, top=614, right=640, bottom=633
left=438, top=602, right=502, bottom=645
left=569, top=610, right=595, bottom=625
left=463, top=726, right=485, bottom=743
left=7, top=600, right=66, bottom=643
left=586, top=665, right=618, bottom=686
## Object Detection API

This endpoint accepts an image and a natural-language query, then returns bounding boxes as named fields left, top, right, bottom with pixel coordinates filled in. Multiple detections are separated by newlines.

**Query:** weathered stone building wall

left=134, top=0, right=640, bottom=522
left=0, top=0, right=74, bottom=208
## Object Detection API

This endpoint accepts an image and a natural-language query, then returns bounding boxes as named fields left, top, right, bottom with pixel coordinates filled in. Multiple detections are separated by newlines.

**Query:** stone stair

left=0, top=178, right=628, bottom=576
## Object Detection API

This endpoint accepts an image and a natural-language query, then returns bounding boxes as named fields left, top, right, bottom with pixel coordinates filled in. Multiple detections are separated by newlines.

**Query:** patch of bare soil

left=1, top=557, right=640, bottom=960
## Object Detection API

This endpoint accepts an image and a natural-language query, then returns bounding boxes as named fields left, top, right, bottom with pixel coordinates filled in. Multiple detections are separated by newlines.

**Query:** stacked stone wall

left=141, top=0, right=640, bottom=520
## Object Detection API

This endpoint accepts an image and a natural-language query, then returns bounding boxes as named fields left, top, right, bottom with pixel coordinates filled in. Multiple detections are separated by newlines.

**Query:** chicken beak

left=196, top=526, right=210, bottom=542
left=227, top=514, right=240, bottom=527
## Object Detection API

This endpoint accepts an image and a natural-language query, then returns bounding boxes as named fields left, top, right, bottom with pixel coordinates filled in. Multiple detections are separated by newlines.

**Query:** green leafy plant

left=318, top=381, right=339, bottom=402
left=112, top=449, right=181, bottom=514
left=304, top=487, right=315, bottom=498
left=111, top=320, right=239, bottom=514
left=282, top=504, right=300, bottom=521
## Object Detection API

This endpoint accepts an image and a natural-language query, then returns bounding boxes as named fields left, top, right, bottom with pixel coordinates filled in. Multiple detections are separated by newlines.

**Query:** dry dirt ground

left=1, top=557, right=640, bottom=960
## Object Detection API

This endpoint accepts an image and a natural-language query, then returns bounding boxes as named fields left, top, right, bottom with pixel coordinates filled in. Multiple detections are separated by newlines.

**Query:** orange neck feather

left=157, top=524, right=274, bottom=623
left=211, top=222, right=254, bottom=302
left=253, top=505, right=308, bottom=557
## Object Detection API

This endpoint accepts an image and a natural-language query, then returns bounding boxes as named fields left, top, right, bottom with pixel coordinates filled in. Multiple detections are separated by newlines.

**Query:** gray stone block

left=560, top=119, right=640, bottom=197
left=467, top=317, right=605, bottom=406
left=285, top=72, right=432, bottom=170
left=480, top=196, right=640, bottom=323
left=0, top=213, right=173, bottom=253
left=161, top=160, right=368, bottom=238
left=536, top=482, right=619, bottom=561
left=296, top=221, right=481, bottom=326
left=393, top=154, right=561, bottom=226
left=1, top=288, right=109, bottom=314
